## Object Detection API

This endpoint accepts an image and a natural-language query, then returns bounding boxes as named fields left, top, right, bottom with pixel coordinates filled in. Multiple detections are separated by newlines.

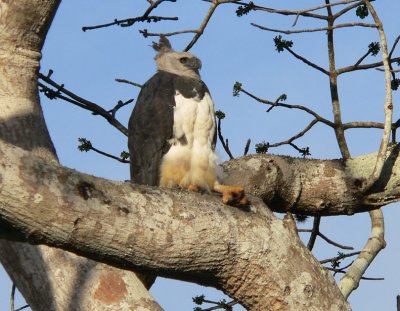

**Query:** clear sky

left=1, top=1, right=400, bottom=310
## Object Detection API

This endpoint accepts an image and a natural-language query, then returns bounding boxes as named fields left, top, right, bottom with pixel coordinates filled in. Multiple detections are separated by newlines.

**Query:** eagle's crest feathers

left=153, top=36, right=201, bottom=80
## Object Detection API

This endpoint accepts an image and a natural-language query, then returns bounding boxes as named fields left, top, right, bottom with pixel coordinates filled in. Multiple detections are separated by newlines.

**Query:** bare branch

left=38, top=72, right=128, bottom=136
left=326, top=0, right=350, bottom=159
left=82, top=0, right=178, bottom=31
left=184, top=1, right=219, bottom=51
left=269, top=119, right=318, bottom=149
left=319, top=251, right=361, bottom=264
left=389, top=35, right=400, bottom=59
left=115, top=78, right=143, bottom=88
left=327, top=268, right=384, bottom=281
left=78, top=138, right=129, bottom=164
left=338, top=56, right=400, bottom=74
left=140, top=29, right=198, bottom=38
left=333, top=1, right=363, bottom=19
left=10, top=284, right=15, bottom=311
left=338, top=209, right=386, bottom=298
left=239, top=87, right=334, bottom=127
left=376, top=68, right=400, bottom=73
left=140, top=0, right=235, bottom=50
left=343, top=121, right=384, bottom=129
left=244, top=139, right=251, bottom=156
left=217, top=117, right=234, bottom=160
left=108, top=99, right=134, bottom=119
left=82, top=16, right=178, bottom=31
left=228, top=0, right=332, bottom=20
left=285, top=46, right=329, bottom=75
left=361, top=1, right=394, bottom=192
left=307, top=216, right=321, bottom=250
left=251, top=22, right=376, bottom=35
left=298, top=229, right=354, bottom=250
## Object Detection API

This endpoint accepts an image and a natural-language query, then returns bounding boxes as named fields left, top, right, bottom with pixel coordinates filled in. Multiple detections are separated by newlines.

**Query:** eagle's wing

left=128, top=71, right=175, bottom=186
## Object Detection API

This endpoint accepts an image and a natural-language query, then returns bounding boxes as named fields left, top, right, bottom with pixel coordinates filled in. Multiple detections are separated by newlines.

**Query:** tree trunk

left=0, top=1, right=161, bottom=310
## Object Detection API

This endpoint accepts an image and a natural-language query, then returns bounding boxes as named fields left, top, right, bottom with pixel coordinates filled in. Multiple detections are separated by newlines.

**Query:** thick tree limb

left=221, top=146, right=400, bottom=216
left=0, top=140, right=351, bottom=311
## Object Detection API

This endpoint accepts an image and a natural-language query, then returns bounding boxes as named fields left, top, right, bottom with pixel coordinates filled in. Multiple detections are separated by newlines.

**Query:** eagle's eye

left=179, top=57, right=189, bottom=64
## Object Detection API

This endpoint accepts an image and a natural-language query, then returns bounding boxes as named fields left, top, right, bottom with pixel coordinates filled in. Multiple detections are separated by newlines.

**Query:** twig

left=269, top=119, right=318, bottom=148
left=108, top=99, right=134, bottom=119
left=217, top=118, right=234, bottom=160
left=78, top=138, right=129, bottom=164
left=251, top=22, right=376, bottom=35
left=328, top=267, right=384, bottom=280
left=307, top=216, right=321, bottom=250
left=115, top=78, right=143, bottom=88
left=10, top=285, right=29, bottom=311
left=197, top=299, right=237, bottom=311
left=338, top=208, right=386, bottom=298
left=389, top=35, right=400, bottom=59
left=285, top=47, right=330, bottom=76
left=337, top=57, right=400, bottom=75
left=227, top=0, right=364, bottom=20
left=239, top=88, right=334, bottom=127
left=244, top=139, right=251, bottom=156
left=319, top=251, right=361, bottom=264
left=82, top=0, right=178, bottom=31
left=184, top=1, right=219, bottom=51
left=139, top=29, right=197, bottom=38
left=82, top=16, right=178, bottom=31
left=397, top=295, right=400, bottom=311
left=38, top=72, right=128, bottom=136
left=88, top=146, right=129, bottom=163
left=298, top=229, right=354, bottom=250
left=376, top=68, right=400, bottom=73
left=10, top=284, right=15, bottom=311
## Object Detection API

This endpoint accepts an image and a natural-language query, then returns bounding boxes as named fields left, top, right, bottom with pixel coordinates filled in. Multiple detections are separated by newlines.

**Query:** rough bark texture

left=0, top=1, right=161, bottom=310
left=0, top=140, right=351, bottom=310
left=0, top=1, right=395, bottom=310
left=221, top=148, right=400, bottom=215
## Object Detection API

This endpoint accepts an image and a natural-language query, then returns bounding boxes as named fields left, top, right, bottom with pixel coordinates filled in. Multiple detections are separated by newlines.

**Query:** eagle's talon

left=188, top=184, right=199, bottom=192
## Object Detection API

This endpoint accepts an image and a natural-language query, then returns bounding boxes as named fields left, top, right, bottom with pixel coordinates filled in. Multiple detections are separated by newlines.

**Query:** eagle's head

left=153, top=36, right=202, bottom=80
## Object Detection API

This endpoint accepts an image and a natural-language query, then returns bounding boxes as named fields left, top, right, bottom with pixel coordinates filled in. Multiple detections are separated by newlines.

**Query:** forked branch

left=38, top=72, right=129, bottom=136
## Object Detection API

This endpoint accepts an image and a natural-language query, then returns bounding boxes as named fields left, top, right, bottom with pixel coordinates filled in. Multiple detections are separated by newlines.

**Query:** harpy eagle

left=128, top=36, right=246, bottom=205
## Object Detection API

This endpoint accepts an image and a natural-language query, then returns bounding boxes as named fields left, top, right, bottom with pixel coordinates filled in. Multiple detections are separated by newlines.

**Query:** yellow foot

left=213, top=182, right=249, bottom=206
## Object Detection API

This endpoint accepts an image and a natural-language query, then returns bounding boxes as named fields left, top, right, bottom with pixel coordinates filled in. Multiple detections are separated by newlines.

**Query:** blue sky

left=2, top=1, right=400, bottom=310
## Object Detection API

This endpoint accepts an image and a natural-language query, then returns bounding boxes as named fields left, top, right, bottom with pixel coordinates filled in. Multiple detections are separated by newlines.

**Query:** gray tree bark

left=0, top=1, right=161, bottom=310
left=1, top=1, right=395, bottom=310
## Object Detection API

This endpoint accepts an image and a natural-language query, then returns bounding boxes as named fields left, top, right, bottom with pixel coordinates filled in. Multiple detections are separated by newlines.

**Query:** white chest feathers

left=159, top=90, right=217, bottom=190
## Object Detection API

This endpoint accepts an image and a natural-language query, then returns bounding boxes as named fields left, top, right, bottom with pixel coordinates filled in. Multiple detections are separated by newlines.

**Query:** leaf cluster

left=274, top=35, right=293, bottom=53
left=235, top=1, right=255, bottom=17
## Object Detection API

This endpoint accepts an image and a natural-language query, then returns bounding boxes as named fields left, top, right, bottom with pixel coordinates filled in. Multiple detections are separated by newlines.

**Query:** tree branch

left=221, top=148, right=400, bottom=216
left=82, top=0, right=178, bottom=31
left=39, top=72, right=129, bottom=136
left=361, top=1, right=393, bottom=192
left=326, top=0, right=350, bottom=159
left=338, top=209, right=385, bottom=298
left=0, top=140, right=351, bottom=310
left=307, top=216, right=321, bottom=250
left=239, top=87, right=334, bottom=127
left=251, top=21, right=376, bottom=35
